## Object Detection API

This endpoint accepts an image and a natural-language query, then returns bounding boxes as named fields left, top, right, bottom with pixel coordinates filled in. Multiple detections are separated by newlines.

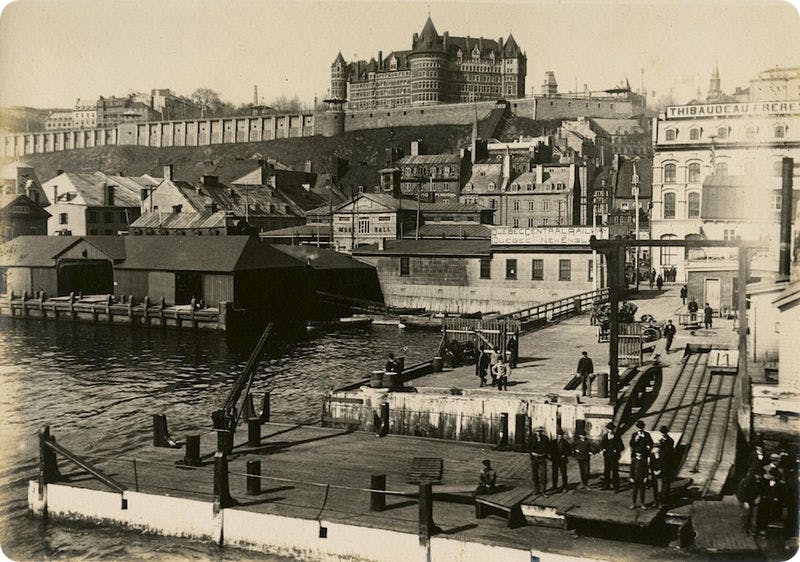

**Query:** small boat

left=398, top=315, right=442, bottom=330
left=339, top=316, right=373, bottom=327
left=306, top=316, right=373, bottom=331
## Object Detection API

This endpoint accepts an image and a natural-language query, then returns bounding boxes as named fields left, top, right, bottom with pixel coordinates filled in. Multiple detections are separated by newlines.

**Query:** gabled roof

left=130, top=210, right=231, bottom=230
left=396, top=154, right=461, bottom=166
left=464, top=163, right=504, bottom=192
left=43, top=172, right=142, bottom=208
left=0, top=194, right=50, bottom=217
left=116, top=236, right=303, bottom=272
left=0, top=236, right=82, bottom=267
left=272, top=245, right=373, bottom=270
left=82, top=236, right=127, bottom=261
left=353, top=238, right=491, bottom=257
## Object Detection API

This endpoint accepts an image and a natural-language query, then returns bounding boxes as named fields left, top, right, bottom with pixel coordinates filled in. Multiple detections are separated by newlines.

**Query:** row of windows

left=664, top=124, right=787, bottom=142
left=662, top=159, right=792, bottom=183
left=87, top=210, right=128, bottom=223
left=397, top=257, right=588, bottom=281
left=660, top=190, right=782, bottom=219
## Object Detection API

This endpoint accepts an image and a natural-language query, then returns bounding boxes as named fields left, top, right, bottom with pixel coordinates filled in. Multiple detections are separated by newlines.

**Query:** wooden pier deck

left=46, top=422, right=716, bottom=561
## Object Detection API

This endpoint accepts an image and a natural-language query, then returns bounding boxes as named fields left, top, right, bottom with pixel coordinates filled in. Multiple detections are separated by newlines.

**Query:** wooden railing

left=441, top=317, right=520, bottom=354
left=494, top=288, right=609, bottom=331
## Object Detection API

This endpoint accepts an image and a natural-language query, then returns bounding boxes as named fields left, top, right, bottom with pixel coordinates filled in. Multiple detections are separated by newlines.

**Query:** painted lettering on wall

left=491, top=226, right=608, bottom=245
left=666, top=101, right=800, bottom=119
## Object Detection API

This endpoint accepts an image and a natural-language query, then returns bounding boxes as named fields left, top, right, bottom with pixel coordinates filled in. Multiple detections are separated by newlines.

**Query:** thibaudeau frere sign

left=666, top=100, right=800, bottom=119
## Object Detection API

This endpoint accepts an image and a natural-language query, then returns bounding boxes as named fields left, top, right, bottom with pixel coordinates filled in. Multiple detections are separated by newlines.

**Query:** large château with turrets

left=331, top=17, right=526, bottom=110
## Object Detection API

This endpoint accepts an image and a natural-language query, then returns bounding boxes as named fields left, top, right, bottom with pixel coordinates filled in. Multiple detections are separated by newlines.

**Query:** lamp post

left=631, top=159, right=640, bottom=291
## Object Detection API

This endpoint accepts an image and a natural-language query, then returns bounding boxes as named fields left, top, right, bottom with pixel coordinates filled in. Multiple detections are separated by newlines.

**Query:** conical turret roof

left=333, top=51, right=346, bottom=66
left=503, top=34, right=520, bottom=57
left=413, top=16, right=443, bottom=53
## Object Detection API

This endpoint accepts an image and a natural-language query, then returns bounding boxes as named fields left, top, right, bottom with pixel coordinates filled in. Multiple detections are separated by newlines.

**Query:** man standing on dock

left=657, top=425, right=675, bottom=501
left=507, top=334, right=519, bottom=368
left=601, top=423, right=623, bottom=491
left=704, top=302, right=714, bottom=329
left=577, top=351, right=594, bottom=397
left=663, top=320, right=677, bottom=352
left=630, top=420, right=654, bottom=457
left=476, top=346, right=491, bottom=387
left=573, top=431, right=593, bottom=489
left=528, top=426, right=550, bottom=496
left=630, top=450, right=649, bottom=509
left=680, top=285, right=688, bottom=305
left=550, top=428, right=571, bottom=493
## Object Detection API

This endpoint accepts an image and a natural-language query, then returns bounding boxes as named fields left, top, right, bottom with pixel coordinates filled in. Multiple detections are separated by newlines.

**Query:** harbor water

left=0, top=317, right=437, bottom=560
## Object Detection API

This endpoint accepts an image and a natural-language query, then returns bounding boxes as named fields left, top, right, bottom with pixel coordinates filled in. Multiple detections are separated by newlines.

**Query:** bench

left=475, top=486, right=536, bottom=528
left=408, top=457, right=443, bottom=484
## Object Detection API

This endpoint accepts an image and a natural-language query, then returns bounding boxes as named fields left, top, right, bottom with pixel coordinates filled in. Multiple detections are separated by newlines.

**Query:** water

left=0, top=317, right=436, bottom=560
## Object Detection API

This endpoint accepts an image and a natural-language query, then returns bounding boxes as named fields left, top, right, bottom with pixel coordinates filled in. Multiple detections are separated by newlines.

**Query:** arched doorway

left=57, top=259, right=113, bottom=296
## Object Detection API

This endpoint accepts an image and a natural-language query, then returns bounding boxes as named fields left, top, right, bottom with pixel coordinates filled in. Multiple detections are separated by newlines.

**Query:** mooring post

left=213, top=451, right=236, bottom=510
left=178, top=434, right=201, bottom=467
left=514, top=414, right=527, bottom=451
left=418, top=483, right=435, bottom=543
left=38, top=425, right=60, bottom=498
left=246, top=460, right=261, bottom=495
left=242, top=393, right=257, bottom=421
left=247, top=419, right=261, bottom=448
left=370, top=474, right=386, bottom=511
left=217, top=429, right=233, bottom=455
left=378, top=402, right=390, bottom=437
left=498, top=412, right=509, bottom=449
left=260, top=391, right=271, bottom=422
left=153, top=413, right=180, bottom=448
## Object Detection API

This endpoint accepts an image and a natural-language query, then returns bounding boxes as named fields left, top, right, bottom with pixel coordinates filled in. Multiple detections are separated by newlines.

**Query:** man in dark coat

left=528, top=426, right=550, bottom=496
left=649, top=445, right=666, bottom=508
left=657, top=425, right=675, bottom=501
left=704, top=302, right=713, bottom=329
left=385, top=353, right=399, bottom=373
left=663, top=320, right=677, bottom=352
left=573, top=431, right=594, bottom=489
left=506, top=334, right=519, bottom=369
left=630, top=420, right=654, bottom=457
left=630, top=450, right=649, bottom=509
left=755, top=469, right=787, bottom=536
left=601, top=423, right=624, bottom=491
left=475, top=459, right=497, bottom=496
left=736, top=470, right=762, bottom=533
left=577, top=351, right=594, bottom=397
left=550, top=428, right=571, bottom=493
left=656, top=274, right=664, bottom=291
left=680, top=285, right=688, bottom=305
left=476, top=346, right=491, bottom=387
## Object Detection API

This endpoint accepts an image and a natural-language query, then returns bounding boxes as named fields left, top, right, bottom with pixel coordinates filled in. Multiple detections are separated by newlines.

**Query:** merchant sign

left=666, top=100, right=800, bottom=120
left=491, top=226, right=608, bottom=246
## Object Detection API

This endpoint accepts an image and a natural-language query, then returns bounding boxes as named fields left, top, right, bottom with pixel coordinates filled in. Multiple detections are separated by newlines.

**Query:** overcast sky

left=0, top=0, right=798, bottom=109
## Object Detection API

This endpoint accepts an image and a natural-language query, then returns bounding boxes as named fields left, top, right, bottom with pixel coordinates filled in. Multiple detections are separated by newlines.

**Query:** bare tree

left=190, top=88, right=223, bottom=117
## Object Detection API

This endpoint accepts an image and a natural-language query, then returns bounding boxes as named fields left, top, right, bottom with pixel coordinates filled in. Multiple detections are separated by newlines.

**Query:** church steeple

left=707, top=62, right=722, bottom=101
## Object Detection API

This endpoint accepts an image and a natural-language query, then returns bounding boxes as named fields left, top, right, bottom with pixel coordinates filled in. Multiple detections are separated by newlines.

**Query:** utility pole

left=632, top=158, right=640, bottom=292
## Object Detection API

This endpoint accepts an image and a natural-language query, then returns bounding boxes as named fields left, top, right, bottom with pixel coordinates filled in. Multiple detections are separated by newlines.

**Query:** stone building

left=332, top=17, right=526, bottom=110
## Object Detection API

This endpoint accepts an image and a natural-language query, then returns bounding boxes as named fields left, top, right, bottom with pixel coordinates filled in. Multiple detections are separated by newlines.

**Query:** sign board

left=665, top=100, right=800, bottom=120
left=491, top=226, right=608, bottom=246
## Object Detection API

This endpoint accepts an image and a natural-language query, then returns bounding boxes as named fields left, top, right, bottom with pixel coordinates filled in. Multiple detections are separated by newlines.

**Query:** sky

left=0, top=0, right=798, bottom=109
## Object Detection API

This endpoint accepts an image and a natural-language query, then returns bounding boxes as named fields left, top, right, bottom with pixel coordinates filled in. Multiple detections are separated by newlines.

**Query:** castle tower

left=501, top=34, right=526, bottom=98
left=541, top=71, right=558, bottom=97
left=408, top=16, right=446, bottom=106
left=330, top=52, right=349, bottom=102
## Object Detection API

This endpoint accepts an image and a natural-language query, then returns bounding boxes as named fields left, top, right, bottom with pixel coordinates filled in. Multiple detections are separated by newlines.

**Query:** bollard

left=242, top=394, right=257, bottom=421
left=246, top=460, right=261, bottom=495
left=514, top=414, right=527, bottom=451
left=247, top=419, right=261, bottom=448
left=597, top=373, right=609, bottom=399
left=370, top=474, right=386, bottom=512
left=153, top=414, right=180, bottom=448
left=213, top=451, right=236, bottom=510
left=497, top=413, right=509, bottom=449
left=38, top=425, right=61, bottom=498
left=260, top=392, right=271, bottom=422
left=178, top=434, right=201, bottom=467
left=378, top=402, right=390, bottom=437
left=217, top=429, right=233, bottom=455
left=418, top=483, right=435, bottom=543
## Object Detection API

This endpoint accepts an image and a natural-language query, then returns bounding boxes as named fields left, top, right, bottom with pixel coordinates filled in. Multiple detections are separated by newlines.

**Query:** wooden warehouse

left=0, top=236, right=125, bottom=297
left=113, top=236, right=309, bottom=321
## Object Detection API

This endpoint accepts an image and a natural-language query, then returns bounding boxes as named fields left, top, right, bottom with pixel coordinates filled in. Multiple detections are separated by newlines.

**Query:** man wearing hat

left=550, top=428, right=571, bottom=493
left=528, top=426, right=550, bottom=496
left=657, top=426, right=675, bottom=501
left=649, top=444, right=666, bottom=508
left=755, top=468, right=787, bottom=536
left=475, top=459, right=497, bottom=496
left=576, top=351, right=594, bottom=397
left=630, top=420, right=654, bottom=457
left=572, top=431, right=594, bottom=489
left=600, top=422, right=624, bottom=491
left=630, top=449, right=649, bottom=509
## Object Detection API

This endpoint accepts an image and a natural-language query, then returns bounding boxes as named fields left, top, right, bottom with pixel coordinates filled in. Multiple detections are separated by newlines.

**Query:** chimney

left=259, top=159, right=275, bottom=185
left=304, top=160, right=313, bottom=173
left=200, top=175, right=218, bottom=185
left=443, top=32, right=448, bottom=49
left=52, top=185, right=58, bottom=202
left=536, top=164, right=544, bottom=185
left=411, top=140, right=425, bottom=156
left=378, top=238, right=385, bottom=251
left=503, top=150, right=511, bottom=181
left=163, top=164, right=173, bottom=181
left=479, top=37, right=484, bottom=52
left=56, top=168, right=64, bottom=176
left=498, top=37, right=504, bottom=52
left=378, top=50, right=382, bottom=70
left=779, top=157, right=794, bottom=278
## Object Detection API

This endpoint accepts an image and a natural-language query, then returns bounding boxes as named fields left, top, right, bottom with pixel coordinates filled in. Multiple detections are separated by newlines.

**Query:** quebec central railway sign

left=491, top=226, right=608, bottom=245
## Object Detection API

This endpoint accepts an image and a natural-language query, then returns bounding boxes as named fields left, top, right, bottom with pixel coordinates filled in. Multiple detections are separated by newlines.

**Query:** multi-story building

left=332, top=17, right=526, bottom=109
left=44, top=111, right=74, bottom=131
left=73, top=99, right=97, bottom=128
left=0, top=194, right=50, bottom=241
left=132, top=89, right=203, bottom=121
left=42, top=172, right=152, bottom=235
left=97, top=96, right=161, bottom=128
left=650, top=93, right=800, bottom=290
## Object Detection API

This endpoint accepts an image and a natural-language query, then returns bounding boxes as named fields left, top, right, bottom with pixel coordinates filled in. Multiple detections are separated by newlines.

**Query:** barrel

left=596, top=372, right=609, bottom=398
left=432, top=356, right=443, bottom=372
left=370, top=370, right=385, bottom=389
left=384, top=372, right=403, bottom=390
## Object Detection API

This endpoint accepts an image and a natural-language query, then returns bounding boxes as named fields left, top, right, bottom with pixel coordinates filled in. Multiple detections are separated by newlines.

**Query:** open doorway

left=57, top=260, right=113, bottom=296
left=175, top=271, right=202, bottom=305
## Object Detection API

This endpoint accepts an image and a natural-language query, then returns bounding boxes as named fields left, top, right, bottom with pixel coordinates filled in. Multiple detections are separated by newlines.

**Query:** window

left=559, top=259, right=571, bottom=281
left=480, top=258, right=491, bottom=279
left=588, top=259, right=594, bottom=282
left=663, top=192, right=676, bottom=219
left=87, top=210, right=97, bottom=223
left=489, top=199, right=496, bottom=209
left=664, top=163, right=676, bottom=183
left=715, top=162, right=728, bottom=176
left=775, top=125, right=786, bottom=139
left=772, top=192, right=782, bottom=211
left=688, top=163, right=701, bottom=183
left=542, top=201, right=549, bottom=211
left=104, top=211, right=113, bottom=223
left=531, top=259, right=543, bottom=280
left=399, top=257, right=410, bottom=276
left=660, top=234, right=678, bottom=265
left=665, top=129, right=676, bottom=141
left=59, top=212, right=68, bottom=225
left=512, top=218, right=519, bottom=227
left=358, top=218, right=369, bottom=234
left=689, top=128, right=700, bottom=140
left=717, top=127, right=728, bottom=139
left=527, top=218, right=535, bottom=227
left=488, top=182, right=496, bottom=191
left=505, top=259, right=517, bottom=280
left=528, top=201, right=535, bottom=211
left=512, top=201, right=520, bottom=211
left=688, top=192, right=700, bottom=218
left=723, top=228, right=737, bottom=241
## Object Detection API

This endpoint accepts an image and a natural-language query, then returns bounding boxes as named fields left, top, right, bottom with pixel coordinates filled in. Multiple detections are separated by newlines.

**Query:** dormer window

left=464, top=183, right=473, bottom=191
left=775, top=125, right=786, bottom=139
left=665, top=129, right=676, bottom=141
left=472, top=46, right=480, bottom=61
left=488, top=182, right=496, bottom=191
left=510, top=183, right=518, bottom=191
left=689, top=128, right=701, bottom=140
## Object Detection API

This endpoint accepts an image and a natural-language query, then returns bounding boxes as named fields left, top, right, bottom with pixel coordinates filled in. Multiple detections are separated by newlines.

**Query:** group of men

left=526, top=420, right=675, bottom=508
left=686, top=298, right=714, bottom=329
left=475, top=335, right=518, bottom=391
left=736, top=440, right=798, bottom=537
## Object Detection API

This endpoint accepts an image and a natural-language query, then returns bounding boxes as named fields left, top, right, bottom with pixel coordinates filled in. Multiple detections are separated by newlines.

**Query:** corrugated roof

left=0, top=236, right=81, bottom=267
left=353, top=238, right=490, bottom=257
left=130, top=211, right=230, bottom=230
left=116, top=236, right=304, bottom=272
left=272, top=245, right=373, bottom=270
left=260, top=224, right=332, bottom=237
left=396, top=154, right=460, bottom=166
left=411, top=223, right=491, bottom=239
left=44, top=172, right=142, bottom=208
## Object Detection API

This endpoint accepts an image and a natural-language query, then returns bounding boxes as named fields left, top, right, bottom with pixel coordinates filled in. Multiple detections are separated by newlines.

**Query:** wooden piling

left=217, top=429, right=233, bottom=455
left=213, top=452, right=236, bottom=510
left=498, top=413, right=509, bottom=449
left=178, top=435, right=201, bottom=467
left=260, top=392, right=271, bottom=422
left=246, top=460, right=261, bottom=496
left=370, top=474, right=386, bottom=512
left=418, top=483, right=435, bottom=543
left=247, top=419, right=261, bottom=448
